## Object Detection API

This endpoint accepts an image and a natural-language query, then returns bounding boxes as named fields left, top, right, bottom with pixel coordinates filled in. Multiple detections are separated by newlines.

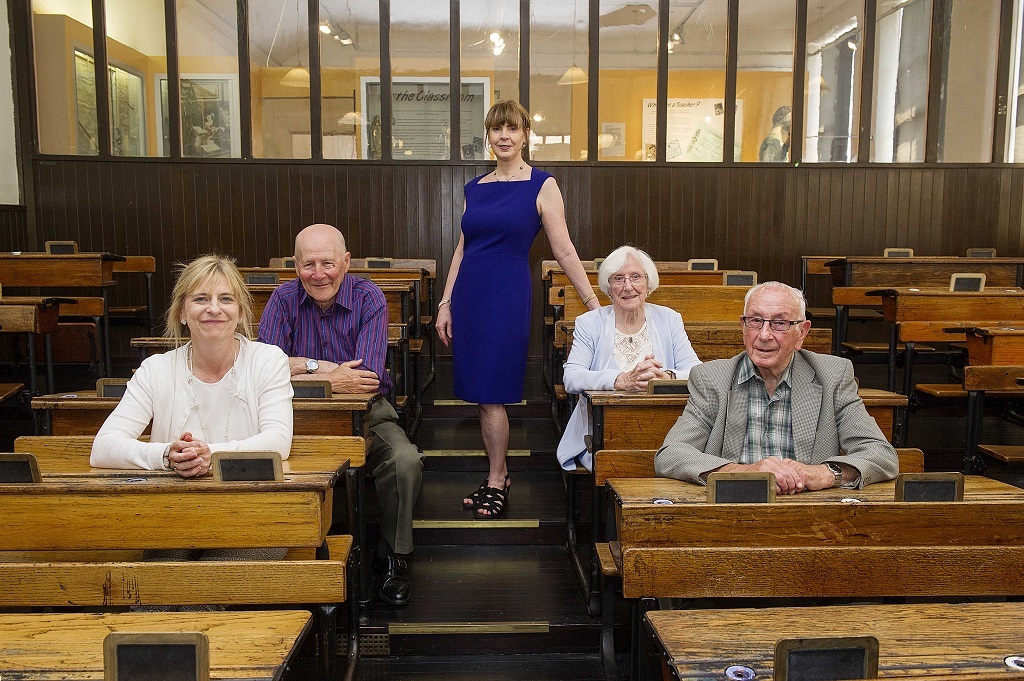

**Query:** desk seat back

left=15, top=434, right=367, bottom=469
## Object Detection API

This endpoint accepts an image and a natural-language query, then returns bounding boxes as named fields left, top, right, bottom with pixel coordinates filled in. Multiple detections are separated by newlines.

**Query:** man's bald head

left=293, top=223, right=351, bottom=311
left=294, top=223, right=346, bottom=262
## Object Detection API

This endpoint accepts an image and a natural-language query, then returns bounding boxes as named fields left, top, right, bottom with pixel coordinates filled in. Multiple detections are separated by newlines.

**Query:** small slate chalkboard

left=723, top=271, right=757, bottom=287
left=706, top=472, right=775, bottom=504
left=96, top=378, right=129, bottom=398
left=366, top=258, right=393, bottom=268
left=244, top=272, right=279, bottom=285
left=882, top=247, right=913, bottom=258
left=0, top=453, right=40, bottom=483
left=291, top=379, right=332, bottom=399
left=45, top=240, right=78, bottom=255
left=949, top=273, right=985, bottom=292
left=104, top=632, right=209, bottom=681
left=688, top=258, right=718, bottom=271
left=648, top=379, right=688, bottom=395
left=967, top=248, right=996, bottom=258
left=774, top=636, right=878, bottom=681
left=282, top=257, right=295, bottom=268
left=593, top=258, right=605, bottom=269
left=211, top=451, right=283, bottom=482
left=895, top=472, right=964, bottom=502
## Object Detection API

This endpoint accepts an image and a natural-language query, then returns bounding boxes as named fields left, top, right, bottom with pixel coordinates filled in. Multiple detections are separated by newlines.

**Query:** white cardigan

left=556, top=304, right=701, bottom=471
left=91, top=335, right=293, bottom=470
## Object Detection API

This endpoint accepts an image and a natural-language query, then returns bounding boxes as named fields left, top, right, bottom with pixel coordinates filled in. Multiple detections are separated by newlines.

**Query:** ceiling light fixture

left=559, top=2, right=587, bottom=85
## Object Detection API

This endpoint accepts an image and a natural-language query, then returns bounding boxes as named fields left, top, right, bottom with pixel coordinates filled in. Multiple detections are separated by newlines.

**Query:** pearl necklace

left=186, top=341, right=239, bottom=443
left=493, top=164, right=524, bottom=182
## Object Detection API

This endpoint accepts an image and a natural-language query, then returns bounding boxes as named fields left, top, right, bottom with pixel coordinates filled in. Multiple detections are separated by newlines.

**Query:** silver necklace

left=493, top=164, right=524, bottom=182
left=186, top=341, right=239, bottom=443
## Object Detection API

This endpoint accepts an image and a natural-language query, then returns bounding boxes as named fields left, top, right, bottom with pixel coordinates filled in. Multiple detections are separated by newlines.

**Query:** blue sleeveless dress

left=452, top=169, right=552, bottom=404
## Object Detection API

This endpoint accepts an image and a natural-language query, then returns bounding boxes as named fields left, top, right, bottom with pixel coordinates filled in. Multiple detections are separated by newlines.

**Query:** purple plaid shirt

left=258, top=275, right=393, bottom=395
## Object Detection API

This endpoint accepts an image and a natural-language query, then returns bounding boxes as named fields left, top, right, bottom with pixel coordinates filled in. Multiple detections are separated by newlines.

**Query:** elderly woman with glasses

left=556, top=245, right=701, bottom=471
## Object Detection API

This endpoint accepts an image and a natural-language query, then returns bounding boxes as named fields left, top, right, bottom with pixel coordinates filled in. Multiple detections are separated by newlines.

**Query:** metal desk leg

left=965, top=389, right=984, bottom=474
left=145, top=272, right=156, bottom=335
left=101, top=289, right=111, bottom=376
left=834, top=305, right=847, bottom=356
left=887, top=324, right=899, bottom=393
left=25, top=332, right=37, bottom=396
left=346, top=466, right=371, bottom=622
left=44, top=332, right=55, bottom=394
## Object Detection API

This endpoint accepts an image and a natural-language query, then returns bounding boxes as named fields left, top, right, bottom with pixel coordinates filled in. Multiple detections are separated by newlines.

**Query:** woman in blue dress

left=436, top=100, right=599, bottom=519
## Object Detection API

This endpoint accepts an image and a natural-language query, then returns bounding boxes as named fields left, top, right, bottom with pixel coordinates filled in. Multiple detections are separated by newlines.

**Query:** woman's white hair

left=597, top=246, right=660, bottom=296
left=743, top=281, right=807, bottom=319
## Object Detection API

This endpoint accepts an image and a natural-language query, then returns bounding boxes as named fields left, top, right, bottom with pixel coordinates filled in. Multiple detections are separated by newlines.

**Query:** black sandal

left=474, top=476, right=510, bottom=520
left=462, top=480, right=489, bottom=510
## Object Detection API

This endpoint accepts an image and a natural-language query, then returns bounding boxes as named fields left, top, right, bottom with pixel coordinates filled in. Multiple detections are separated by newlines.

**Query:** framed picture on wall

left=155, top=74, right=241, bottom=158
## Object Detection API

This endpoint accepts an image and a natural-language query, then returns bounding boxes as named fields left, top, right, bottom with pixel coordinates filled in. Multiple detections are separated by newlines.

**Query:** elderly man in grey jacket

left=655, top=281, right=898, bottom=493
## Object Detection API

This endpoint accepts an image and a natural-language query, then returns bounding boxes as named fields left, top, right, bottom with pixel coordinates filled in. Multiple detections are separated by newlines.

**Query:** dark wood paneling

left=0, top=204, right=28, bottom=249
left=17, top=161, right=1024, bottom=356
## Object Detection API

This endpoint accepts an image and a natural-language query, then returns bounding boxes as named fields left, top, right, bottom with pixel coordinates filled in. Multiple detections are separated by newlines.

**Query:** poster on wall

left=362, top=78, right=489, bottom=160
left=155, top=74, right=241, bottom=158
left=641, top=98, right=743, bottom=162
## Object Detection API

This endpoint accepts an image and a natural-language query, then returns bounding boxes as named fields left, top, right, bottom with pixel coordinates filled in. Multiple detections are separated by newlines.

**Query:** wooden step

left=978, top=444, right=1024, bottom=464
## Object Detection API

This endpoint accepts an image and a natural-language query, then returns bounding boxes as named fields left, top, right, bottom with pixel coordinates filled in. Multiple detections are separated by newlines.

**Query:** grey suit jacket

left=654, top=350, right=898, bottom=487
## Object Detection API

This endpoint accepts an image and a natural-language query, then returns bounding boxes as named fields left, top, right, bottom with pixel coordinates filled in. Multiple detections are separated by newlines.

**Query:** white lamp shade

left=557, top=64, right=588, bottom=85
left=280, top=67, right=310, bottom=88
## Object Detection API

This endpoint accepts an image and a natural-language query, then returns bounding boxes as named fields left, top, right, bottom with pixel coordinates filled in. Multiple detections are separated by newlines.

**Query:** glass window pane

left=461, top=0, right=518, bottom=160
left=384, top=0, right=451, bottom=160
left=250, top=0, right=310, bottom=159
left=665, top=0, right=728, bottom=162
left=321, top=0, right=379, bottom=160
left=937, top=0, right=998, bottom=162
left=599, top=0, right=658, bottom=161
left=105, top=0, right=165, bottom=157
left=531, top=0, right=588, bottom=161
left=738, top=0, right=795, bottom=163
left=871, top=0, right=932, bottom=162
left=1012, top=1, right=1024, bottom=161
left=174, top=0, right=240, bottom=158
left=804, top=0, right=863, bottom=162
left=32, top=0, right=97, bottom=155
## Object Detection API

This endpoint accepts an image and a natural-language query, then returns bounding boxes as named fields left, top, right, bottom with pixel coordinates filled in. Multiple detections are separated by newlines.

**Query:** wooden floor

left=3, top=353, right=1024, bottom=679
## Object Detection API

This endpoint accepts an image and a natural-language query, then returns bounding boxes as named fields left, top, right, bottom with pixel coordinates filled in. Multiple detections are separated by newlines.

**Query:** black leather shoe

left=373, top=552, right=411, bottom=606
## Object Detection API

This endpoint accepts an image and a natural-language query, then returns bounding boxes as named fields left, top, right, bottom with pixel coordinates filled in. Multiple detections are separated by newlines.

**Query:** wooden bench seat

left=841, top=341, right=935, bottom=353
left=917, top=383, right=1024, bottom=399
left=0, top=382, right=23, bottom=402
left=977, top=444, right=1024, bottom=464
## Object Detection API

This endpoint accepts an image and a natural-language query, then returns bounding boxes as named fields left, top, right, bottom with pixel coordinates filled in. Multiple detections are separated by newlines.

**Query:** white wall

left=0, top=0, right=20, bottom=205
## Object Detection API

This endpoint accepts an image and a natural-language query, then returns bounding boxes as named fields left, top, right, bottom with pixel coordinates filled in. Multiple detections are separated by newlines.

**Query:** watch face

left=306, top=359, right=318, bottom=372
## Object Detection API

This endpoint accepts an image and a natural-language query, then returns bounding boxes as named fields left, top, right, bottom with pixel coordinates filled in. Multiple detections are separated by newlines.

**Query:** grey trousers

left=366, top=399, right=424, bottom=555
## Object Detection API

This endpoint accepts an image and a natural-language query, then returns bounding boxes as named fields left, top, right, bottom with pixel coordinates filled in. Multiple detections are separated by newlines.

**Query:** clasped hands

left=614, top=353, right=672, bottom=391
left=717, top=457, right=838, bottom=495
left=167, top=432, right=211, bottom=478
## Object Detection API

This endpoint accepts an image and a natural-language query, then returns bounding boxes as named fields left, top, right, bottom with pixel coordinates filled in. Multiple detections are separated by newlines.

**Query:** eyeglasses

left=740, top=316, right=804, bottom=332
left=610, top=273, right=647, bottom=286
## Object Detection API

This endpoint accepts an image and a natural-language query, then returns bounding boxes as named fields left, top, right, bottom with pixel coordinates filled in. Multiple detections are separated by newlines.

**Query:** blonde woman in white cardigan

left=557, top=246, right=701, bottom=471
left=92, top=254, right=293, bottom=474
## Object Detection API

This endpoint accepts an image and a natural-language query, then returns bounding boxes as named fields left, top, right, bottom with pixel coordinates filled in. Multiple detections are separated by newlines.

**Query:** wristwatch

left=305, top=358, right=319, bottom=374
left=161, top=445, right=172, bottom=470
left=825, top=462, right=843, bottom=488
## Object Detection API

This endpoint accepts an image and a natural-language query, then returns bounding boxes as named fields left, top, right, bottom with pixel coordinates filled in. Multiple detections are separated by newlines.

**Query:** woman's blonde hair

left=163, top=254, right=253, bottom=344
left=484, top=99, right=531, bottom=133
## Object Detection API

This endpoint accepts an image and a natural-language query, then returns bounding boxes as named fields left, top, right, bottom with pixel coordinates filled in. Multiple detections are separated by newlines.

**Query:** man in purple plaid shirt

left=259, top=223, right=423, bottom=607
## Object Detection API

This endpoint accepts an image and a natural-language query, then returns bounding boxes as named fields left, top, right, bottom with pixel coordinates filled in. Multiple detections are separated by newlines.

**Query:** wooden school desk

left=0, top=610, right=312, bottom=681
left=0, top=295, right=68, bottom=394
left=0, top=251, right=124, bottom=375
left=641, top=602, right=1024, bottom=681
